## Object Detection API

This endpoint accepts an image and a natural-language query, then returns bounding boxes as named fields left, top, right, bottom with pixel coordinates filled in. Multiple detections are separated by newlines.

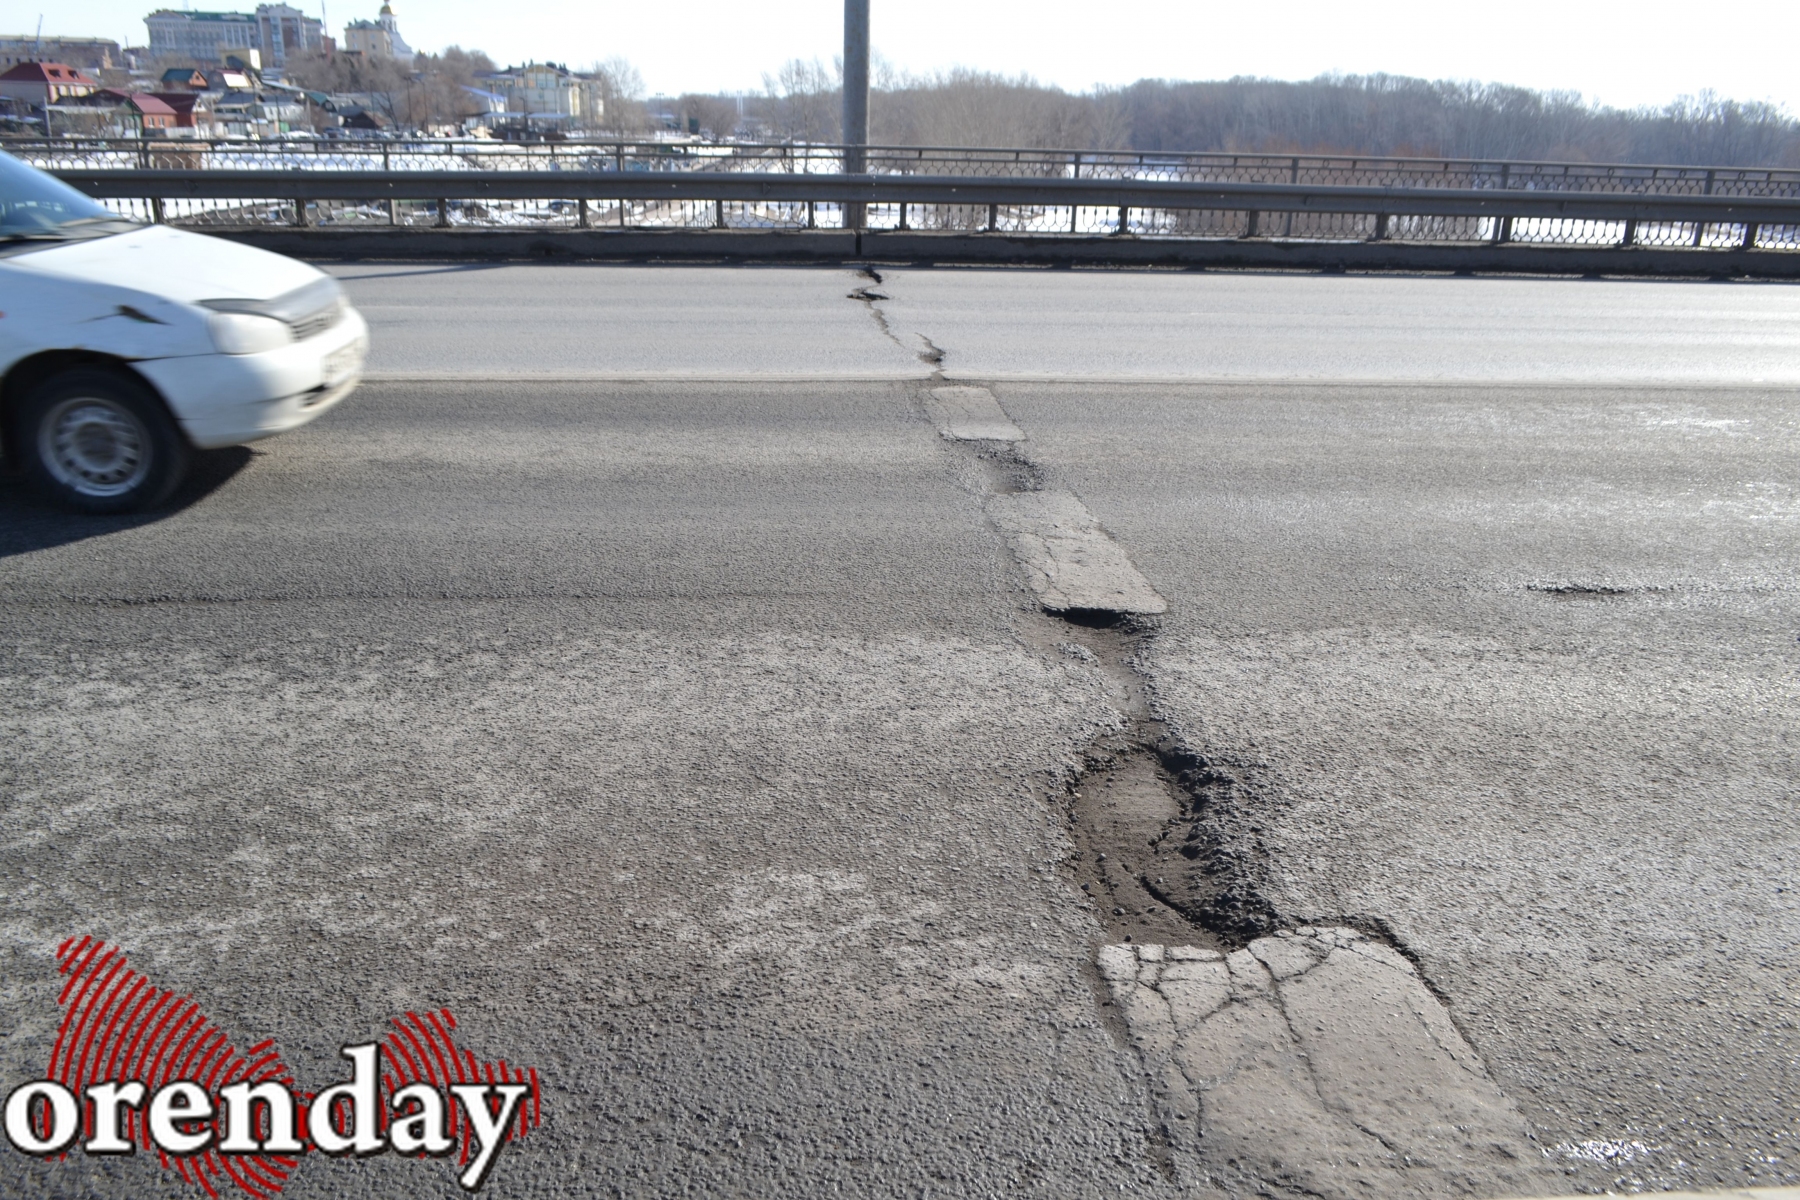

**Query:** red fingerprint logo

left=40, top=936, right=543, bottom=1197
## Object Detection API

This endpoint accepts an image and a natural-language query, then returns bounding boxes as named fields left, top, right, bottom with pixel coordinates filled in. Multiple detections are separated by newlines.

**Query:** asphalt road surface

left=1, top=263, right=1795, bottom=1199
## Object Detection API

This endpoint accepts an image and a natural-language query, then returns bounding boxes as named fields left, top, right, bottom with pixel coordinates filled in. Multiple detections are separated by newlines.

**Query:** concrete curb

left=194, top=226, right=1800, bottom=278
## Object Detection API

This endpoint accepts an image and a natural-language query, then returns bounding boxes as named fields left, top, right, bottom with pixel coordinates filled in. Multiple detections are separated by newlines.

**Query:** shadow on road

left=0, top=446, right=254, bottom=559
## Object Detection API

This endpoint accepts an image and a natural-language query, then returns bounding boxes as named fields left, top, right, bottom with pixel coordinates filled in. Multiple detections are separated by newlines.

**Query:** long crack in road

left=0, top=264, right=1795, bottom=1199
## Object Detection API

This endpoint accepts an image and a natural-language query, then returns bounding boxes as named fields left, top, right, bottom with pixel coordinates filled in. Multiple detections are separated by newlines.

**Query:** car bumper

left=135, top=307, right=370, bottom=450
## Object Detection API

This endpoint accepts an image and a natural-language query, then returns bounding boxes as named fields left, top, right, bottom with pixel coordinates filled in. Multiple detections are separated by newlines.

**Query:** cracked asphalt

left=1, top=262, right=1796, bottom=1198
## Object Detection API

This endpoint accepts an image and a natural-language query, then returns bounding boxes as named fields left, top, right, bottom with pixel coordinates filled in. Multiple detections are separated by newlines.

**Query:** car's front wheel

left=20, top=367, right=189, bottom=513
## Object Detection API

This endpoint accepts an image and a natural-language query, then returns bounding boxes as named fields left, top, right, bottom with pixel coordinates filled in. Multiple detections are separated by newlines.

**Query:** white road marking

left=986, top=492, right=1167, bottom=614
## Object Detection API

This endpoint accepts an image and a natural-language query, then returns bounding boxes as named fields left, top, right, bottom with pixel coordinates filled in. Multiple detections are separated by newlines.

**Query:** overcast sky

left=28, top=0, right=1799, bottom=113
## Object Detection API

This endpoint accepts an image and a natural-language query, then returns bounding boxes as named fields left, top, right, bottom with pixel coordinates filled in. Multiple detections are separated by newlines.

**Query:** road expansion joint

left=916, top=375, right=1561, bottom=1199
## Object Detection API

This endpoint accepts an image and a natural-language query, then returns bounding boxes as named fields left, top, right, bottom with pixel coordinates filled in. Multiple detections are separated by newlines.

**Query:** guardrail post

left=898, top=202, right=908, bottom=230
left=293, top=198, right=308, bottom=227
left=986, top=202, right=997, bottom=232
left=1116, top=205, right=1129, bottom=235
left=386, top=198, right=396, bottom=225
left=578, top=197, right=590, bottom=228
left=1742, top=221, right=1759, bottom=250
left=1242, top=210, right=1260, bottom=239
left=150, top=196, right=164, bottom=224
left=1620, top=217, right=1638, bottom=247
left=714, top=198, right=725, bottom=229
left=807, top=201, right=816, bottom=229
left=1284, top=156, right=1298, bottom=237
left=1372, top=212, right=1389, bottom=242
left=436, top=198, right=448, bottom=228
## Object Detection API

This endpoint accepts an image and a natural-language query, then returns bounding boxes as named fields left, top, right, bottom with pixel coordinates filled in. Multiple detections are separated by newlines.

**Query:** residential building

left=0, top=36, right=124, bottom=71
left=159, top=66, right=211, bottom=90
left=103, top=90, right=178, bottom=132
left=341, top=108, right=391, bottom=132
left=0, top=61, right=100, bottom=107
left=145, top=10, right=259, bottom=61
left=342, top=3, right=411, bottom=66
left=148, top=90, right=209, bottom=128
left=479, top=63, right=602, bottom=129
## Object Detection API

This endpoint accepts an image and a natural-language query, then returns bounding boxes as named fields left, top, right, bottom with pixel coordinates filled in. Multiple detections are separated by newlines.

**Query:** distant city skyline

left=20, top=0, right=1800, bottom=114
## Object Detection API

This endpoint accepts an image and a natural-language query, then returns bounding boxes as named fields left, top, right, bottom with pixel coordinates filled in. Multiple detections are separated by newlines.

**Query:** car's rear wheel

left=20, top=368, right=189, bottom=513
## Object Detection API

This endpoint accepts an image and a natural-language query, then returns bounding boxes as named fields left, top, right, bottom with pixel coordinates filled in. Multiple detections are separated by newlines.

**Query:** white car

left=0, top=150, right=367, bottom=512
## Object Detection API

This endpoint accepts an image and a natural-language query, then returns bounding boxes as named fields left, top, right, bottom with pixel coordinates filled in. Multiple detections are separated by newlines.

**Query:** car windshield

left=0, top=150, right=133, bottom=238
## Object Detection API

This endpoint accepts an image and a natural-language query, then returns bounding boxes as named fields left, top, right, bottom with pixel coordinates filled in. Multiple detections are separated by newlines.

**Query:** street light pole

left=842, top=0, right=869, bottom=231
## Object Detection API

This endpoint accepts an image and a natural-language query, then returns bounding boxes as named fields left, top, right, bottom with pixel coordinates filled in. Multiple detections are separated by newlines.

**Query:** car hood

left=11, top=223, right=324, bottom=304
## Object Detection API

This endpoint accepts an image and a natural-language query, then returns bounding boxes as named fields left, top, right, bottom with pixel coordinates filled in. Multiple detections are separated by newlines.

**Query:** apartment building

left=145, top=10, right=260, bottom=61
left=255, top=4, right=325, bottom=67
left=0, top=37, right=123, bottom=71
left=145, top=6, right=322, bottom=71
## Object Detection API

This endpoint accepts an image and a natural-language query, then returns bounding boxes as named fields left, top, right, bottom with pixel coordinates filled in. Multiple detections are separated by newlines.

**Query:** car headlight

left=205, top=310, right=293, bottom=355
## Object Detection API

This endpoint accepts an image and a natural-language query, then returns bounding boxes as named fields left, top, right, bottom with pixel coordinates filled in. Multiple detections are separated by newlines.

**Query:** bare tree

left=760, top=58, right=838, bottom=143
left=586, top=56, right=649, bottom=133
left=676, top=93, right=742, bottom=140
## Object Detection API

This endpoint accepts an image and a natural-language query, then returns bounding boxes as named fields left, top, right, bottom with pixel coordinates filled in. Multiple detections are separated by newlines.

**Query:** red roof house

left=149, top=91, right=207, bottom=128
left=0, top=61, right=100, bottom=106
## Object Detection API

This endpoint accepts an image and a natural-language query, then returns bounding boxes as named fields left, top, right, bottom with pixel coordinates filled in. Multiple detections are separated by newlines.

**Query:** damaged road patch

left=988, top=491, right=1168, bottom=615
left=925, top=386, right=1027, bottom=441
left=1100, top=930, right=1558, bottom=1200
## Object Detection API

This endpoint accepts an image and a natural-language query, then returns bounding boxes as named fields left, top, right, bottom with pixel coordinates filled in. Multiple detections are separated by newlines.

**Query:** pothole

left=917, top=374, right=1271, bottom=950
left=965, top=440, right=1044, bottom=495
left=1526, top=581, right=1635, bottom=597
left=1023, top=608, right=1276, bottom=950
left=921, top=376, right=1558, bottom=1198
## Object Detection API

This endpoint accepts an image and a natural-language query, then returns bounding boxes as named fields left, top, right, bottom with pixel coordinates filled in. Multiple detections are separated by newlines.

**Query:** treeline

left=281, top=49, right=647, bottom=131
left=277, top=43, right=1800, bottom=168
left=1114, top=75, right=1798, bottom=166
left=734, top=63, right=1800, bottom=168
left=283, top=46, right=497, bottom=126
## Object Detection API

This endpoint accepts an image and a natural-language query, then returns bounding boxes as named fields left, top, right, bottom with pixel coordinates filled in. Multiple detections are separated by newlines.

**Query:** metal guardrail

left=18, top=136, right=1800, bottom=199
left=53, top=168, right=1800, bottom=253
left=54, top=169, right=1800, bottom=221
